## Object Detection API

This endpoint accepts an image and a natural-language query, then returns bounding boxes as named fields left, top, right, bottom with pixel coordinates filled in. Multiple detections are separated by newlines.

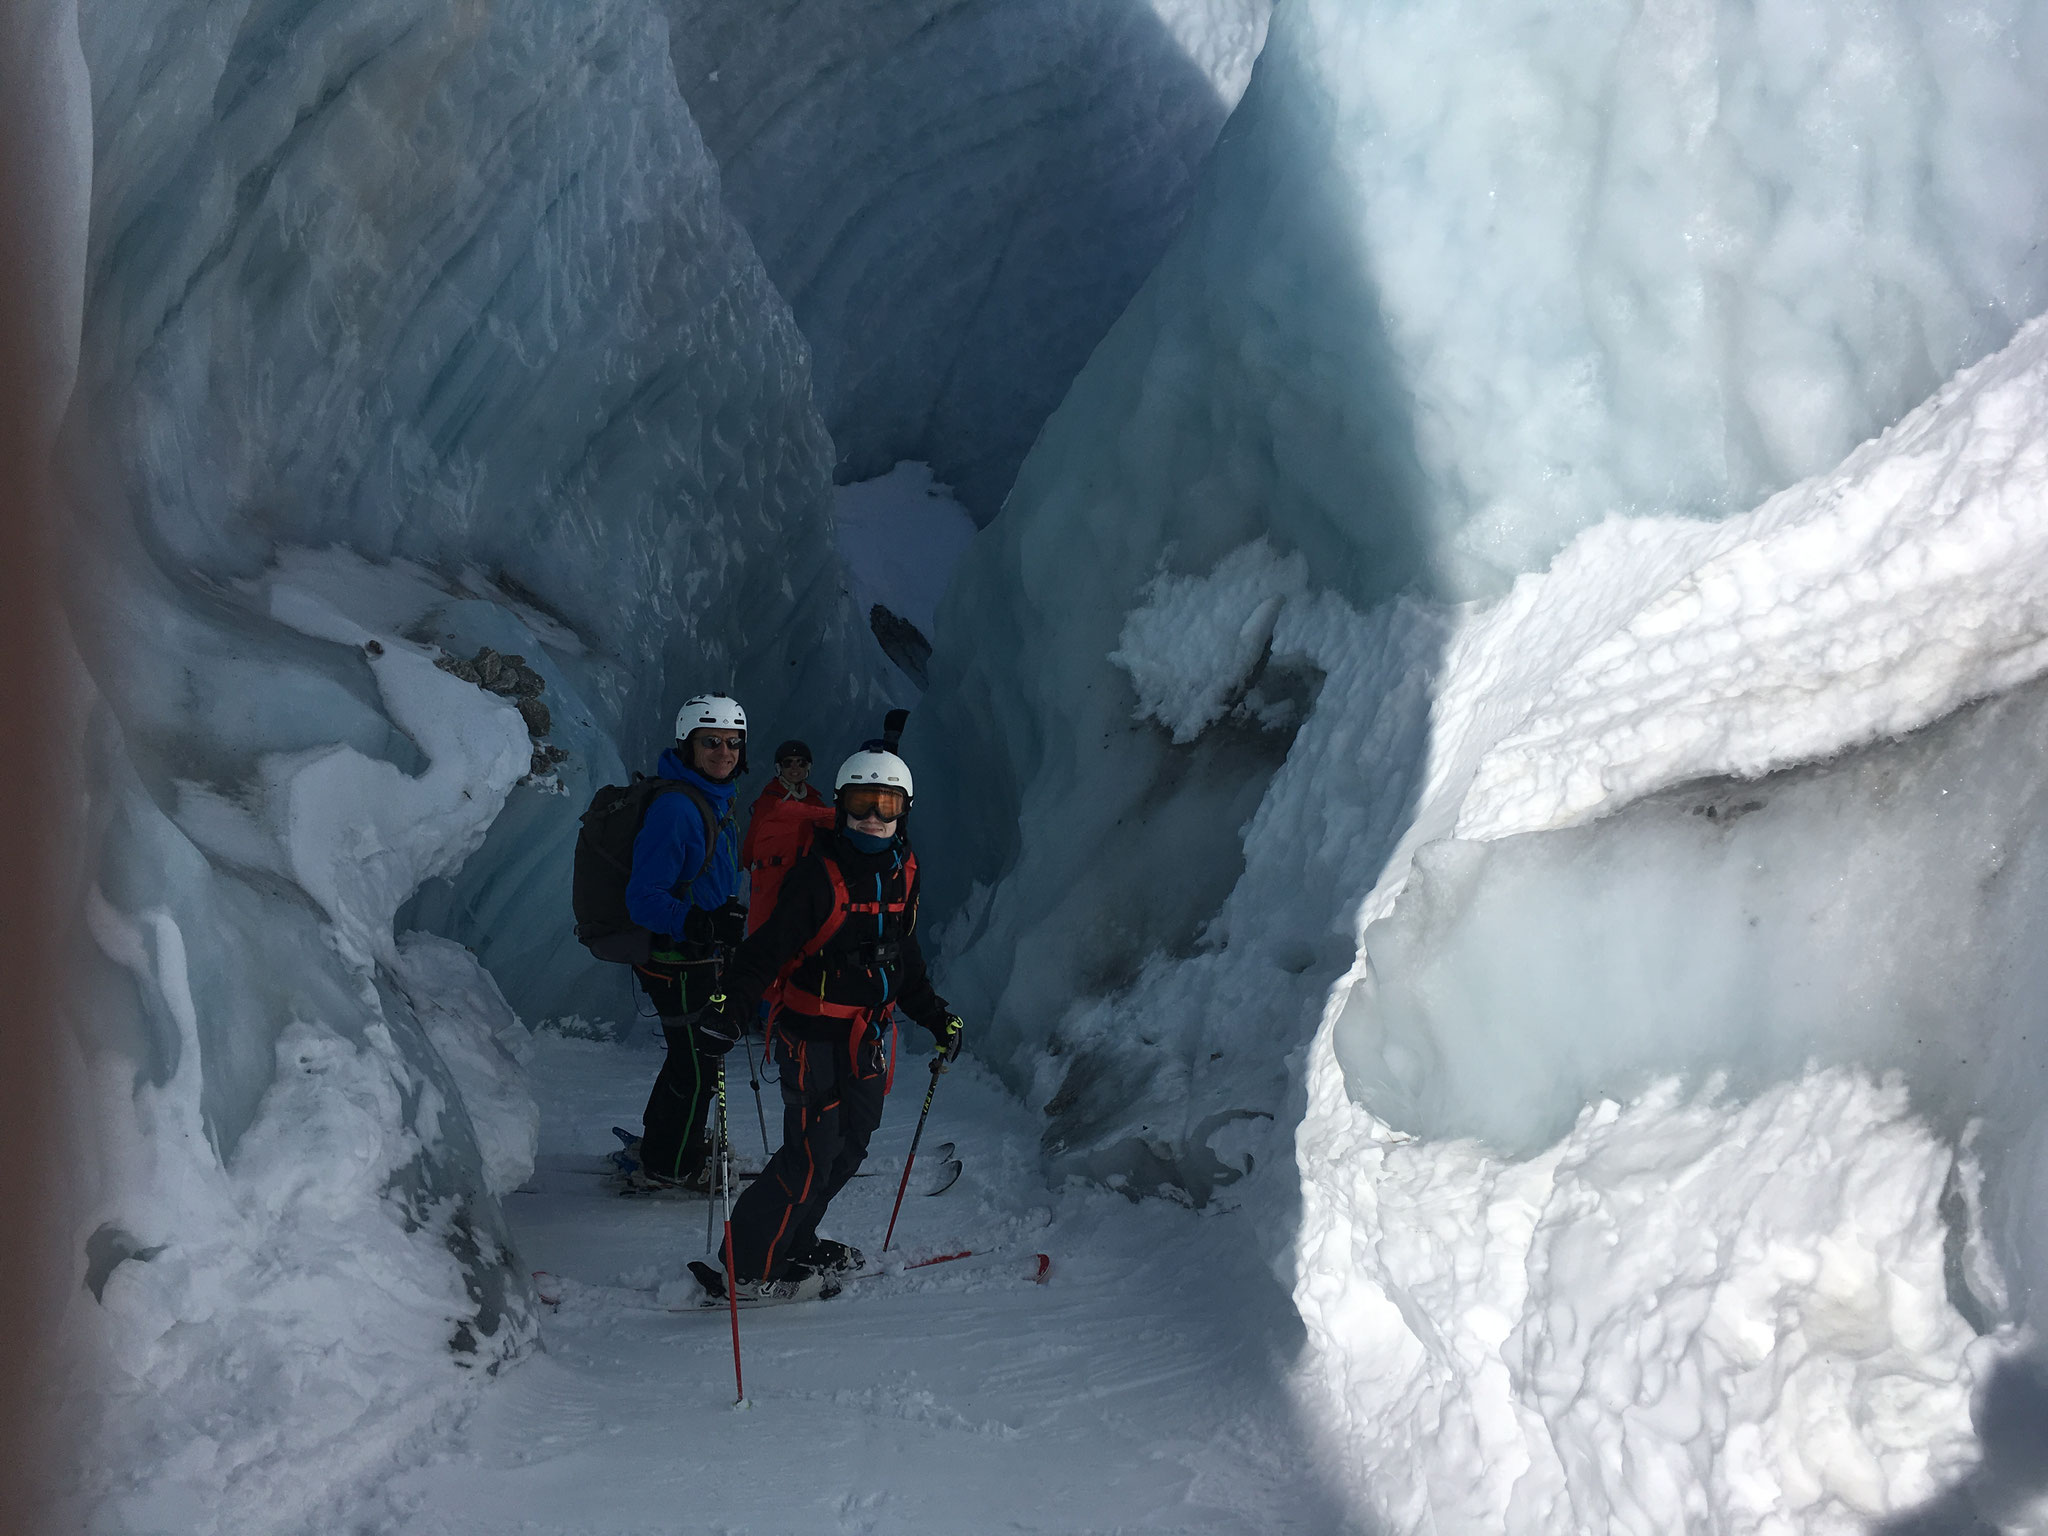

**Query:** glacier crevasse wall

left=661, top=0, right=1272, bottom=521
left=917, top=0, right=2048, bottom=1207
left=913, top=0, right=2048, bottom=1525
left=1295, top=312, right=2048, bottom=1529
left=52, top=0, right=890, bottom=1519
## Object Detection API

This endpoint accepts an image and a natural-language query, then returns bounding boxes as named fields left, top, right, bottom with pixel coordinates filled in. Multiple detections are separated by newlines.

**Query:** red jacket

left=741, top=779, right=835, bottom=935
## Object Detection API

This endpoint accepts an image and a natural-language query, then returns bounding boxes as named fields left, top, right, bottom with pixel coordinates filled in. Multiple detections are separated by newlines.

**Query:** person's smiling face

left=688, top=728, right=743, bottom=778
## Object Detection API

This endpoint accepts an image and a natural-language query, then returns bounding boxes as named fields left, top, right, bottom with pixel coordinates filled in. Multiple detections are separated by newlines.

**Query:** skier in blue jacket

left=625, top=694, right=749, bottom=1190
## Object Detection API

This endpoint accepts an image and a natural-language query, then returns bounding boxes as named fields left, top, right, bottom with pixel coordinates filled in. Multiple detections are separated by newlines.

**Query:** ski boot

left=797, top=1236, right=866, bottom=1279
left=688, top=1259, right=840, bottom=1306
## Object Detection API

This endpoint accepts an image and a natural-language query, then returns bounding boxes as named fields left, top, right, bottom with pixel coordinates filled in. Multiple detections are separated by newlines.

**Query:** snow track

left=383, top=1030, right=1342, bottom=1534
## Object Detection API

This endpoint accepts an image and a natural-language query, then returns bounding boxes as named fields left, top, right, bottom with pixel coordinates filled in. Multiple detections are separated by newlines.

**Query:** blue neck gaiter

left=843, top=827, right=895, bottom=855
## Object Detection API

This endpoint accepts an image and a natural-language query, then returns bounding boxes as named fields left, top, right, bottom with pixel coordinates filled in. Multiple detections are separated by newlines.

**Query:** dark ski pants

left=726, top=1021, right=885, bottom=1282
left=635, top=961, right=721, bottom=1183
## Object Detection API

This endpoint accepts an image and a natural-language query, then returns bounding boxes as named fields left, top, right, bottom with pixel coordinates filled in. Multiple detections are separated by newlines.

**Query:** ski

left=607, top=1127, right=764, bottom=1194
left=795, top=1246, right=1052, bottom=1286
left=920, top=1146, right=963, bottom=1197
left=612, top=1169, right=762, bottom=1198
left=868, top=1248, right=1052, bottom=1284
left=666, top=1246, right=1051, bottom=1314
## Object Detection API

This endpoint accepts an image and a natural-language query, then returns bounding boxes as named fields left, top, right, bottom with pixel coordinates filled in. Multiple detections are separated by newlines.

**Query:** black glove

left=694, top=993, right=744, bottom=1055
left=713, top=898, right=748, bottom=948
left=680, top=906, right=719, bottom=947
left=930, top=1013, right=964, bottom=1071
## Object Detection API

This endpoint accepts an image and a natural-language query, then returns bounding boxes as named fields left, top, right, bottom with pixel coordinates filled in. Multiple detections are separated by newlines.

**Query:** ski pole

left=696, top=1025, right=717, bottom=1250
left=882, top=1057, right=944, bottom=1253
left=703, top=1091, right=716, bottom=1255
left=717, top=1056, right=745, bottom=1406
left=744, top=1030, right=771, bottom=1158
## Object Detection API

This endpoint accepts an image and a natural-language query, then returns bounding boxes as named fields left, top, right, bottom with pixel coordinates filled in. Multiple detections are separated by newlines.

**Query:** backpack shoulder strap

left=652, top=780, right=725, bottom=887
left=793, top=851, right=853, bottom=964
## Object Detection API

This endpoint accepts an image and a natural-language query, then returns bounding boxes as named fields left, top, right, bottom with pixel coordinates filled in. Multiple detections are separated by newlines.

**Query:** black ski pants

left=635, top=961, right=722, bottom=1183
left=726, top=1017, right=886, bottom=1281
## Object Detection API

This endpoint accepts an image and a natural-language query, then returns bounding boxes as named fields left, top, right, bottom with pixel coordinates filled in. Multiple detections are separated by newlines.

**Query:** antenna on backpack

left=881, top=709, right=909, bottom=754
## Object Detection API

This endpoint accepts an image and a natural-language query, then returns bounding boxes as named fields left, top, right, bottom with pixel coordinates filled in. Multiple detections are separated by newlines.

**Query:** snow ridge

left=1288, top=309, right=2048, bottom=1535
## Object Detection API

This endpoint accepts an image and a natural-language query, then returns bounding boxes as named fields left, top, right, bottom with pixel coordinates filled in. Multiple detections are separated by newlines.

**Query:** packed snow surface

left=382, top=1027, right=1338, bottom=1535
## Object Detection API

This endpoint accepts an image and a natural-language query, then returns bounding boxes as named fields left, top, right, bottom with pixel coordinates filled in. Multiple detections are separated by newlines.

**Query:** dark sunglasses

left=840, top=784, right=907, bottom=818
left=777, top=755, right=810, bottom=767
left=694, top=734, right=746, bottom=751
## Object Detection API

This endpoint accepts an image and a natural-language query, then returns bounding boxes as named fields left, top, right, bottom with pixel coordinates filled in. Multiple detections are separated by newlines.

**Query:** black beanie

left=773, top=739, right=812, bottom=764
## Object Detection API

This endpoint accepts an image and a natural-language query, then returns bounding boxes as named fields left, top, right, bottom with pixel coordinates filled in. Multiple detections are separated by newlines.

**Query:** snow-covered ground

left=383, top=1025, right=1339, bottom=1534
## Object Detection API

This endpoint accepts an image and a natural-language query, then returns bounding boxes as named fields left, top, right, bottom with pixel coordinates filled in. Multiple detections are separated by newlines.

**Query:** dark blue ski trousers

left=725, top=1017, right=885, bottom=1281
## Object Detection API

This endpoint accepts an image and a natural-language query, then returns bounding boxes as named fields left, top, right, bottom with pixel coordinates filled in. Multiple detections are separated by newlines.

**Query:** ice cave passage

left=23, top=0, right=2048, bottom=1531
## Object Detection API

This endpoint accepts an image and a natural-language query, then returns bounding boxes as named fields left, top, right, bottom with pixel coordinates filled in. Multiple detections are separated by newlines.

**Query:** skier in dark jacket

left=695, top=740, right=963, bottom=1302
left=625, top=694, right=749, bottom=1190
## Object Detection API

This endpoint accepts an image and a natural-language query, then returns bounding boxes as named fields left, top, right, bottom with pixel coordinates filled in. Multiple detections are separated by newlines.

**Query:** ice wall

left=63, top=555, right=548, bottom=1530
left=916, top=0, right=2048, bottom=1194
left=1293, top=313, right=2048, bottom=1531
left=55, top=0, right=897, bottom=1518
left=911, top=2, right=2048, bottom=1525
left=69, top=0, right=907, bottom=1027
left=75, top=0, right=886, bottom=747
left=662, top=0, right=1272, bottom=520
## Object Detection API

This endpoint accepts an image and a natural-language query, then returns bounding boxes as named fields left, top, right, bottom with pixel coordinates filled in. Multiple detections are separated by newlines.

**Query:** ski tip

left=1031, top=1253, right=1052, bottom=1284
left=612, top=1125, right=639, bottom=1148
left=686, top=1259, right=725, bottom=1302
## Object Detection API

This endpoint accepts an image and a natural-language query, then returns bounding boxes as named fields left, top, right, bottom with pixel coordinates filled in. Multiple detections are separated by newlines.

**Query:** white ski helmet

left=834, top=746, right=913, bottom=801
left=675, top=694, right=746, bottom=739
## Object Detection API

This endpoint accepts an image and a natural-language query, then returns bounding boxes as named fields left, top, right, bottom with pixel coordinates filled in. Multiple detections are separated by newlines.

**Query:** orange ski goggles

left=839, top=784, right=908, bottom=820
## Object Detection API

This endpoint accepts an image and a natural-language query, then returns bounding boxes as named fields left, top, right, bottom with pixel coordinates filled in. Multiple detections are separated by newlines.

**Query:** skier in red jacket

left=740, top=739, right=835, bottom=937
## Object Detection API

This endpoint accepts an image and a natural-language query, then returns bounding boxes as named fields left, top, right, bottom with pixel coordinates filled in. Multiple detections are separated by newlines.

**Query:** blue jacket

left=624, top=749, right=742, bottom=940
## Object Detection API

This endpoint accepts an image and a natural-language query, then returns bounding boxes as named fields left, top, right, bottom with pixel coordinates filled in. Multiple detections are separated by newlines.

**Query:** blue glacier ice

left=35, top=0, right=2048, bottom=1526
left=49, top=0, right=1268, bottom=1520
left=916, top=0, right=2048, bottom=1194
left=661, top=0, right=1272, bottom=519
left=908, top=2, right=2048, bottom=1524
left=55, top=0, right=887, bottom=1517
